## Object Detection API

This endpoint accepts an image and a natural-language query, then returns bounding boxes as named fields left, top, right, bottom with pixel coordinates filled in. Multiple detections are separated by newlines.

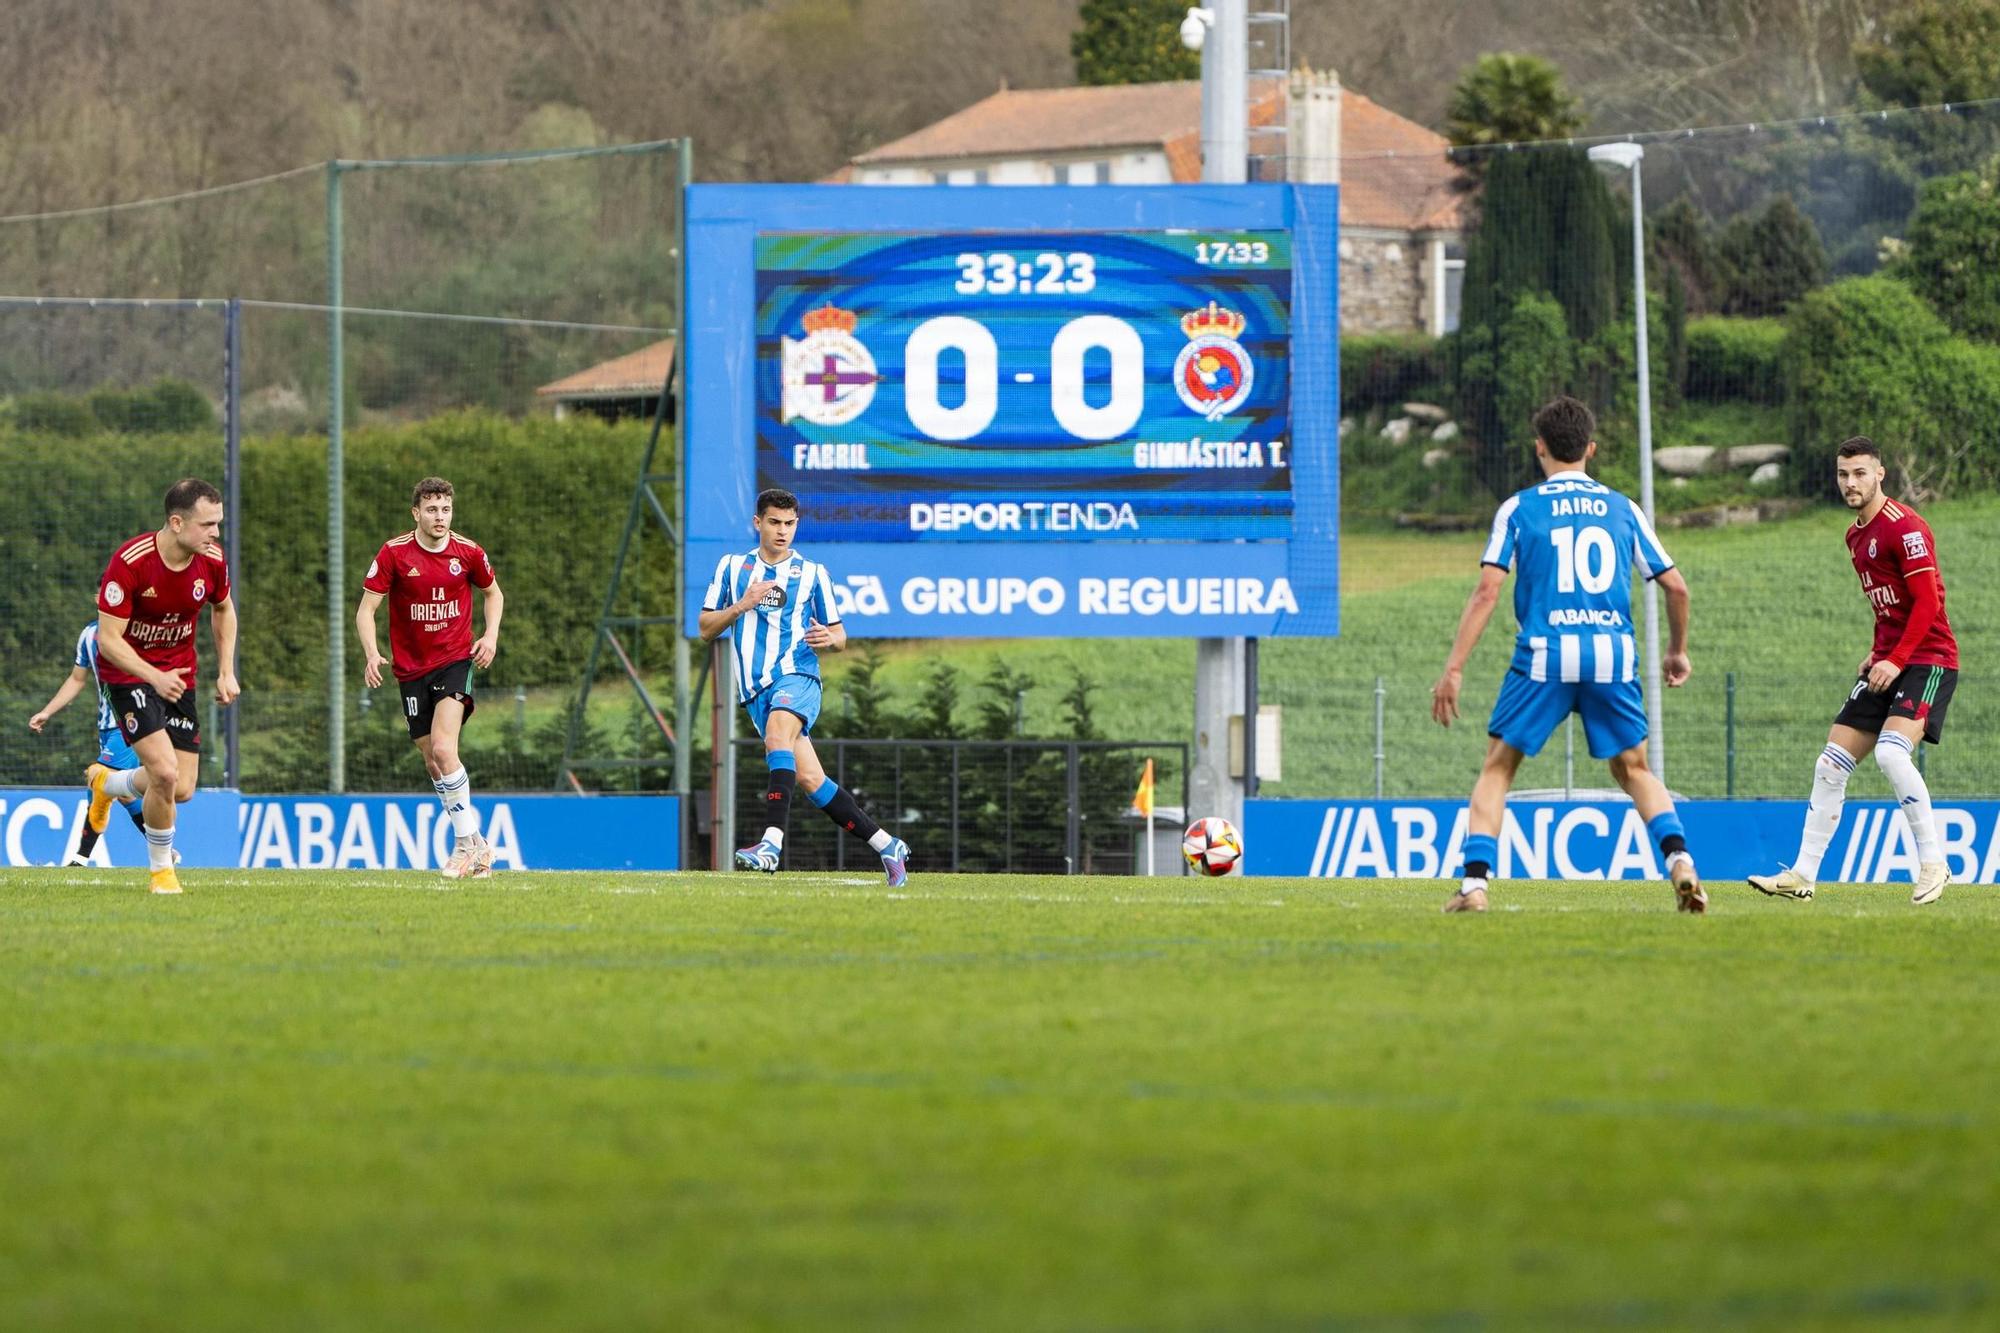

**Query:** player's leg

left=1749, top=679, right=1883, bottom=899
left=1453, top=738, right=1523, bottom=910
left=87, top=733, right=151, bottom=832
left=1452, top=672, right=1567, bottom=912
left=1873, top=665, right=1955, bottom=905
left=1580, top=680, right=1703, bottom=912
left=428, top=695, right=488, bottom=878
left=795, top=736, right=910, bottom=886
left=130, top=730, right=182, bottom=893
left=736, top=704, right=802, bottom=872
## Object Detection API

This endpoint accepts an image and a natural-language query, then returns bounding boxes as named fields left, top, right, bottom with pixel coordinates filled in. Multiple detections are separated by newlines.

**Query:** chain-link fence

left=1, top=140, right=687, bottom=796
left=727, top=739, right=1189, bottom=875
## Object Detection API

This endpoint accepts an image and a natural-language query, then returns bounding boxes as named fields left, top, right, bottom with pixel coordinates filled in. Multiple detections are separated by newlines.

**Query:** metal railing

left=727, top=738, right=1189, bottom=875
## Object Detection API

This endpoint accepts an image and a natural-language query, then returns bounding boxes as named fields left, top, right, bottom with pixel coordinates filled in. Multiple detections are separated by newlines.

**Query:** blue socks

left=1461, top=832, right=1499, bottom=880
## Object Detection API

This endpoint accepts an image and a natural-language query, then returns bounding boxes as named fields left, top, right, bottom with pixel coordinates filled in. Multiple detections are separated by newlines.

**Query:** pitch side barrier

left=1246, top=798, right=2000, bottom=885
left=0, top=789, right=680, bottom=871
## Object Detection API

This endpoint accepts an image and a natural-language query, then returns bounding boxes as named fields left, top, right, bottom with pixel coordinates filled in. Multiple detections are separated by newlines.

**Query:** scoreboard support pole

left=1191, top=0, right=1253, bottom=832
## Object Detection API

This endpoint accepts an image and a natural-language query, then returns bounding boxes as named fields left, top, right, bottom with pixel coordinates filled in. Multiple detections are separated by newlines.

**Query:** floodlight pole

left=1190, top=0, right=1252, bottom=836
left=326, top=159, right=347, bottom=793
left=1588, top=142, right=1665, bottom=781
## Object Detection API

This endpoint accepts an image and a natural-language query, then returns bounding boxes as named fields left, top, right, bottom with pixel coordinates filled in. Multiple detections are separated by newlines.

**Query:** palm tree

left=1445, top=53, right=1585, bottom=152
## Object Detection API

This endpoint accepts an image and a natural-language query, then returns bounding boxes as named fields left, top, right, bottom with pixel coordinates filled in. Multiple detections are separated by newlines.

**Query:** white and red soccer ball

left=1182, top=816, right=1243, bottom=877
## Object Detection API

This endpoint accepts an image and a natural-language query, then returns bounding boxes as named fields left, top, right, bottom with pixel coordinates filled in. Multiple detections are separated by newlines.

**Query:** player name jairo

left=830, top=574, right=1300, bottom=618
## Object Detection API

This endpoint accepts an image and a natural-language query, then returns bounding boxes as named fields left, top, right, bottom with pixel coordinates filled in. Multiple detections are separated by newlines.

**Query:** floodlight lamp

left=1587, top=142, right=1645, bottom=170
left=1181, top=7, right=1214, bottom=50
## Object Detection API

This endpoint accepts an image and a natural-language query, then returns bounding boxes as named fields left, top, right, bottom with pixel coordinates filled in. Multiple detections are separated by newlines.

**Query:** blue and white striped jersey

left=73, top=621, right=119, bottom=733
left=703, top=548, right=842, bottom=701
left=1480, top=470, right=1675, bottom=685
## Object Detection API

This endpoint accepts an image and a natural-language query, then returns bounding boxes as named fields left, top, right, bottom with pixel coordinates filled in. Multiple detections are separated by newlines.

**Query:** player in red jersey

left=1750, top=437, right=1956, bottom=906
left=84, top=477, right=241, bottom=894
left=356, top=476, right=504, bottom=879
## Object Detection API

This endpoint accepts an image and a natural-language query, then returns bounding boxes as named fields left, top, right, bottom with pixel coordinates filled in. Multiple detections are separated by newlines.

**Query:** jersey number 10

left=1550, top=525, right=1617, bottom=594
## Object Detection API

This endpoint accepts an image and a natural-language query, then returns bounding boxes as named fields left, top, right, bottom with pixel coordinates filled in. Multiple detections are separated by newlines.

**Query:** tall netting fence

left=1307, top=101, right=2000, bottom=798
left=1, top=141, right=685, bottom=796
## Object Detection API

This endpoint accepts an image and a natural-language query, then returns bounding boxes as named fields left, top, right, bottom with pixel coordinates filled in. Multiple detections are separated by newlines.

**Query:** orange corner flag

left=1128, top=758, right=1156, bottom=820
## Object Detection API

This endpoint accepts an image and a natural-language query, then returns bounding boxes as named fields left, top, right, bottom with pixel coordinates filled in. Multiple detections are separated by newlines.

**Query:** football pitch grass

left=3, top=869, right=1994, bottom=1331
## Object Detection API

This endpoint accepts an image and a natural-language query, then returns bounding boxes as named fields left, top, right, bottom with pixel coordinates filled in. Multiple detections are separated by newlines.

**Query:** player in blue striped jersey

left=1429, top=397, right=1704, bottom=913
left=27, top=621, right=149, bottom=865
left=699, top=489, right=910, bottom=883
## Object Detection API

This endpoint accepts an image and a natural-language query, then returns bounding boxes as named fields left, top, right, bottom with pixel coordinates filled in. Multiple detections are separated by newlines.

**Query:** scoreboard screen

left=685, top=184, right=1339, bottom=638
left=755, top=231, right=1292, bottom=542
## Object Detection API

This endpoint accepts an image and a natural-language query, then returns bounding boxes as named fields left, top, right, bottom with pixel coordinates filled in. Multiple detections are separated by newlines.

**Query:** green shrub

left=11, top=391, right=98, bottom=437
left=1900, top=171, right=2000, bottom=343
left=1339, top=333, right=1445, bottom=413
left=1717, top=195, right=1828, bottom=316
left=1783, top=275, right=2000, bottom=496
left=1685, top=317, right=1786, bottom=402
left=0, top=412, right=671, bottom=697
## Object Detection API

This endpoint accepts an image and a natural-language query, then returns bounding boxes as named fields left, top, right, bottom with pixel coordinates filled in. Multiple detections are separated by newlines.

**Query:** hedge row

left=1685, top=316, right=1785, bottom=402
left=0, top=411, right=674, bottom=692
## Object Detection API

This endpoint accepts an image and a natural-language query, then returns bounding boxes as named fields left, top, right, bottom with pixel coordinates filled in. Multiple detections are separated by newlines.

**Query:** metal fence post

left=222, top=296, right=242, bottom=789
left=1725, top=671, right=1737, bottom=797
left=325, top=159, right=347, bottom=793
left=1564, top=715, right=1574, bottom=800
left=950, top=743, right=961, bottom=872
left=1373, top=675, right=1386, bottom=798
left=1065, top=743, right=1081, bottom=874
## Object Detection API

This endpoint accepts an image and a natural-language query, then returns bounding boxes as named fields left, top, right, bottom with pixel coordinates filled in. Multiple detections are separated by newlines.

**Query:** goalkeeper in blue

left=698, top=488, right=911, bottom=885
left=27, top=621, right=149, bottom=865
left=1428, top=396, right=1704, bottom=914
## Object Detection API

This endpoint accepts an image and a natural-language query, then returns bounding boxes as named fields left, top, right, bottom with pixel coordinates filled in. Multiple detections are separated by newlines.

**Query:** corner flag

left=1128, top=759, right=1155, bottom=819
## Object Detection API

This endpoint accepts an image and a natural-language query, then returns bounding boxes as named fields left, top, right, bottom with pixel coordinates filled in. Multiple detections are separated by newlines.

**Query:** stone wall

left=1339, top=232, right=1426, bottom=334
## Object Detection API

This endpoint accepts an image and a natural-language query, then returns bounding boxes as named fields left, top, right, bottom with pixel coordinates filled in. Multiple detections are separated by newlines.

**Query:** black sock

left=763, top=767, right=797, bottom=839
left=1660, top=834, right=1687, bottom=859
left=125, top=802, right=146, bottom=830
left=819, top=786, right=883, bottom=844
left=76, top=826, right=101, bottom=858
left=1465, top=860, right=1491, bottom=880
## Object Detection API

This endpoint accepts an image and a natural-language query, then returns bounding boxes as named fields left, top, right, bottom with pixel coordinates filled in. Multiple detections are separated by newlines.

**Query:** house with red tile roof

left=830, top=72, right=1468, bottom=336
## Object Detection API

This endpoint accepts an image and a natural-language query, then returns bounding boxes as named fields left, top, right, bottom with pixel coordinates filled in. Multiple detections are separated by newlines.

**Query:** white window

left=1065, top=161, right=1104, bottom=185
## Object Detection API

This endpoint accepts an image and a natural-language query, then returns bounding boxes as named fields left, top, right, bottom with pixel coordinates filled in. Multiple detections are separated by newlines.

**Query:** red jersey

left=1846, top=498, right=1957, bottom=670
left=363, top=531, right=496, bottom=680
left=95, top=531, right=232, bottom=687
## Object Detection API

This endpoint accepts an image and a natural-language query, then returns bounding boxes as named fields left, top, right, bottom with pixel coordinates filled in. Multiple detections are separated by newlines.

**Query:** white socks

left=762, top=827, right=786, bottom=849
left=103, top=768, right=142, bottom=800
left=1793, top=743, right=1855, bottom=882
left=1875, top=732, right=1943, bottom=863
left=434, top=766, right=479, bottom=840
left=869, top=829, right=893, bottom=853
left=144, top=823, right=175, bottom=871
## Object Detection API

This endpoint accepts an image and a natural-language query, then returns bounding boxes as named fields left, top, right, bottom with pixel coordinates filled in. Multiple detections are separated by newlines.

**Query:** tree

left=1445, top=53, right=1584, bottom=160
left=1072, top=0, right=1199, bottom=86
left=905, top=661, right=965, bottom=738
left=1855, top=0, right=2000, bottom=178
left=1716, top=196, right=1828, bottom=316
left=975, top=659, right=1035, bottom=741
left=1900, top=171, right=2000, bottom=343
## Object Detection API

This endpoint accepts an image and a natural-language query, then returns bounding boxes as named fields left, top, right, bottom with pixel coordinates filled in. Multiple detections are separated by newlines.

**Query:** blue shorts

left=1488, top=671, right=1647, bottom=760
left=745, top=674, right=822, bottom=738
left=96, top=727, right=141, bottom=771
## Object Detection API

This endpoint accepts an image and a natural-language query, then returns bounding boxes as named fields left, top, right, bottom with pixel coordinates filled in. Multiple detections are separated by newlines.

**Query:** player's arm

left=1656, top=567, right=1691, bottom=687
left=1431, top=564, right=1509, bottom=727
left=210, top=596, right=240, bottom=705
left=1869, top=567, right=1943, bottom=693
left=803, top=566, right=846, bottom=652
left=95, top=613, right=189, bottom=701
left=356, top=589, right=389, bottom=688
left=472, top=579, right=504, bottom=669
left=28, top=667, right=91, bottom=731
left=697, top=575, right=780, bottom=642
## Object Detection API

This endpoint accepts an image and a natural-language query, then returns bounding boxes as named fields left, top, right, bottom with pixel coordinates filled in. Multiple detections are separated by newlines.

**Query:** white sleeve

left=815, top=564, right=841, bottom=625
left=1628, top=496, right=1674, bottom=579
left=701, top=554, right=733, bottom=612
left=1480, top=495, right=1521, bottom=569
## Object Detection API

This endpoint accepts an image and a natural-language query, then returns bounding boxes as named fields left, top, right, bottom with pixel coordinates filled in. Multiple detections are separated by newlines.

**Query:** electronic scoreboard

left=685, top=185, right=1338, bottom=637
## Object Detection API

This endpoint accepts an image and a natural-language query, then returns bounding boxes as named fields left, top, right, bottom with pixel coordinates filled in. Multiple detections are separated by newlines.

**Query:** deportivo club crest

left=782, top=304, right=879, bottom=427
left=1173, top=302, right=1254, bottom=422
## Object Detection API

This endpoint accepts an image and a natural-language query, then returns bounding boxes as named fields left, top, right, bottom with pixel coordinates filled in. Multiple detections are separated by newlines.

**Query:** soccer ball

left=1182, top=816, right=1243, bottom=877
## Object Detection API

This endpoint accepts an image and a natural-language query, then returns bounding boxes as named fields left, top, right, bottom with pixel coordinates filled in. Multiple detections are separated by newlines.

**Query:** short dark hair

left=756, top=488, right=799, bottom=516
left=1836, top=436, right=1881, bottom=461
left=1532, top=396, right=1596, bottom=463
left=411, top=476, right=454, bottom=507
left=163, top=477, right=222, bottom=517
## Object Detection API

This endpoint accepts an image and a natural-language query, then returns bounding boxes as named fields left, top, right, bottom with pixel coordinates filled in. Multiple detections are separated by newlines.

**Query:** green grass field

left=5, top=868, right=1995, bottom=1330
